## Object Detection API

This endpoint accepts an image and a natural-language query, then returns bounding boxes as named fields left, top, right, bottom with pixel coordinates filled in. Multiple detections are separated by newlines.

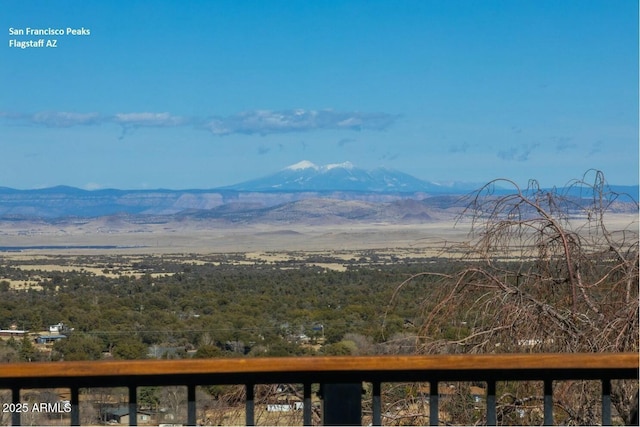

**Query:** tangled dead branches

left=386, top=170, right=638, bottom=424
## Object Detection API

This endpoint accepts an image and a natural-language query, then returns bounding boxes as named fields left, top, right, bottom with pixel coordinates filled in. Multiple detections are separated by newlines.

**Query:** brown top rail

left=0, top=353, right=637, bottom=379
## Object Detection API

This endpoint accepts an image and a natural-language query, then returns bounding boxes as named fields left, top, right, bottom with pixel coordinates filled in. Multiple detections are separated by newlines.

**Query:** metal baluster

left=70, top=386, right=80, bottom=426
left=245, top=384, right=254, bottom=426
left=11, top=387, right=20, bottom=426
left=486, top=380, right=496, bottom=426
left=372, top=381, right=382, bottom=426
left=322, top=383, right=362, bottom=425
left=543, top=380, right=553, bottom=426
left=602, top=379, right=611, bottom=426
left=429, top=380, right=438, bottom=426
left=128, top=385, right=137, bottom=426
left=303, top=383, right=312, bottom=426
left=187, top=384, right=196, bottom=426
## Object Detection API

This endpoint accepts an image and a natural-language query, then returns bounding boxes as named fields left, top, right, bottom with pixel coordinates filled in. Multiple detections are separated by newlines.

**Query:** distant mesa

left=0, top=160, right=472, bottom=220
left=0, top=161, right=636, bottom=221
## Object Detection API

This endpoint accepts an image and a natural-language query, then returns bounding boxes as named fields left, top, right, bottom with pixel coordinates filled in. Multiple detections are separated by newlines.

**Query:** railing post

left=303, top=382, right=312, bottom=426
left=543, top=379, right=553, bottom=426
left=486, top=380, right=496, bottom=426
left=322, top=383, right=362, bottom=426
left=187, top=384, right=196, bottom=426
left=128, top=385, right=137, bottom=426
left=11, top=387, right=20, bottom=426
left=372, top=381, right=382, bottom=426
left=601, top=378, right=611, bottom=426
left=245, top=383, right=254, bottom=426
left=70, top=386, right=80, bottom=426
left=429, top=380, right=438, bottom=426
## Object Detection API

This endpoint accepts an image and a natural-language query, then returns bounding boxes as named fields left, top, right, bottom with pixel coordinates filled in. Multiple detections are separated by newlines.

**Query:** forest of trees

left=0, top=253, right=459, bottom=362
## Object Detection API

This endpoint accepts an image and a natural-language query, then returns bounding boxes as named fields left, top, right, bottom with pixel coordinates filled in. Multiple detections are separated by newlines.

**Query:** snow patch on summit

left=285, top=160, right=356, bottom=172
left=285, top=160, right=318, bottom=171
left=324, top=161, right=354, bottom=171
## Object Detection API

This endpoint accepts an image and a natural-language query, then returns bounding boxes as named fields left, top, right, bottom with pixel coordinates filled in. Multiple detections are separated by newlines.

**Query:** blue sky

left=2, top=0, right=638, bottom=189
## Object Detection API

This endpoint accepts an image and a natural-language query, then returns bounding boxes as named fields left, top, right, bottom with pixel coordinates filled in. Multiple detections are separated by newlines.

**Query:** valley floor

left=0, top=220, right=474, bottom=255
left=0, top=213, right=635, bottom=255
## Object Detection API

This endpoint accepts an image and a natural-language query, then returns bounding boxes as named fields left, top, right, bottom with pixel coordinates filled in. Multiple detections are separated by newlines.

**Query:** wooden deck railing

left=0, top=353, right=637, bottom=426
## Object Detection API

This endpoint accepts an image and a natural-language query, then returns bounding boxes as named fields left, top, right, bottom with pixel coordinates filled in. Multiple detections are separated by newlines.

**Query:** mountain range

left=221, top=160, right=481, bottom=193
left=0, top=161, right=636, bottom=222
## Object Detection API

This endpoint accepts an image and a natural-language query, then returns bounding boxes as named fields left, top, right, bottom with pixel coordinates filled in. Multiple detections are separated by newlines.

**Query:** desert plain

left=0, top=214, right=636, bottom=285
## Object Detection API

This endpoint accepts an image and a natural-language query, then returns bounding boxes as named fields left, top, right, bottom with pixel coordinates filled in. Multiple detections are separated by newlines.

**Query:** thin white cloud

left=112, top=112, right=188, bottom=140
left=202, top=109, right=398, bottom=136
left=1, top=109, right=398, bottom=137
left=0, top=111, right=104, bottom=127
left=31, top=111, right=102, bottom=127
left=113, top=112, right=187, bottom=127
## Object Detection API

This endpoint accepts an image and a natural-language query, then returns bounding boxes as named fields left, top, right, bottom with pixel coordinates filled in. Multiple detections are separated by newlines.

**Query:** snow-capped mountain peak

left=284, top=160, right=356, bottom=172
left=222, top=160, right=492, bottom=193
left=225, top=160, right=448, bottom=193
left=284, top=160, right=319, bottom=171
